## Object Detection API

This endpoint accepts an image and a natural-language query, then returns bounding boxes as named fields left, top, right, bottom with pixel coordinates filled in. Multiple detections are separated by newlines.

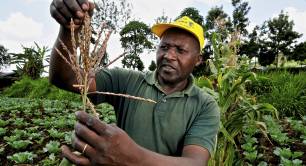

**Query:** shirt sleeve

left=183, top=96, right=220, bottom=155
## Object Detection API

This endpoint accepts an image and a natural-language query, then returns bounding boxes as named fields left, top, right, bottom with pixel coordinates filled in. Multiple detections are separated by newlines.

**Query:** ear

left=195, top=54, right=202, bottom=67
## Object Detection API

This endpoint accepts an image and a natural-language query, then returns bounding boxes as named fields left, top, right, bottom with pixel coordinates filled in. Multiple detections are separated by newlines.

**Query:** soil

left=253, top=119, right=306, bottom=165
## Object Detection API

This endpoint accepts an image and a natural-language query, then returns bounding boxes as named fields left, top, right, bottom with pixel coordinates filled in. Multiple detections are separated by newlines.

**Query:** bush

left=1, top=76, right=80, bottom=102
left=248, top=71, right=306, bottom=118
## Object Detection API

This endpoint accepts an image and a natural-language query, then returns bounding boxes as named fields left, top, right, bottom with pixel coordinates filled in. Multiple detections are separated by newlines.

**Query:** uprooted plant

left=55, top=12, right=156, bottom=117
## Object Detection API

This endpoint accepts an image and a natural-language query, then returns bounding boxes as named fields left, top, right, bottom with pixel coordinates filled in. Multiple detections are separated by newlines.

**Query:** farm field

left=1, top=70, right=306, bottom=165
left=0, top=97, right=115, bottom=165
left=0, top=97, right=305, bottom=165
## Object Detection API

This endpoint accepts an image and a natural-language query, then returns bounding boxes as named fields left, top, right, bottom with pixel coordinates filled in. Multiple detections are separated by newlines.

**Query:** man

left=50, top=0, right=220, bottom=165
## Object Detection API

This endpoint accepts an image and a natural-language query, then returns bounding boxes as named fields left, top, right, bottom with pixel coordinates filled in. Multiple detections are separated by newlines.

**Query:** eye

left=159, top=44, right=169, bottom=51
left=176, top=47, right=187, bottom=54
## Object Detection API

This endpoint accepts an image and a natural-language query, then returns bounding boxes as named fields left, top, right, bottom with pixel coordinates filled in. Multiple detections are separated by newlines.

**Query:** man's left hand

left=61, top=111, right=143, bottom=166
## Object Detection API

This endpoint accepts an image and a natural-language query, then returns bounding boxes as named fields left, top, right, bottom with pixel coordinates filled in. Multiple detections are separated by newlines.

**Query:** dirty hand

left=61, top=111, right=143, bottom=166
left=50, top=0, right=95, bottom=29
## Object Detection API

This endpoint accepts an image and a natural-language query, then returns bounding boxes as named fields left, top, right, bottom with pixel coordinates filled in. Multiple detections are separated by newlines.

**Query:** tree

left=260, top=11, right=302, bottom=66
left=290, top=42, right=306, bottom=62
left=232, top=0, right=251, bottom=37
left=176, top=7, right=204, bottom=26
left=91, top=0, right=132, bottom=66
left=205, top=6, right=232, bottom=41
left=258, top=47, right=277, bottom=67
left=92, top=0, right=132, bottom=33
left=120, top=21, right=154, bottom=71
left=10, top=42, right=49, bottom=79
left=148, top=60, right=156, bottom=71
left=0, top=44, right=10, bottom=70
left=121, top=54, right=144, bottom=71
left=239, top=26, right=260, bottom=61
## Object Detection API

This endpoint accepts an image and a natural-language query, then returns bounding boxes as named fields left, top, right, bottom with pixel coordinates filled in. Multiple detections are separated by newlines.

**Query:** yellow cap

left=151, top=16, right=204, bottom=51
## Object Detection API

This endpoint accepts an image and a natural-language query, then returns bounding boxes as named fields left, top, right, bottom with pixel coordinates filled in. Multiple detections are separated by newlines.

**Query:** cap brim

left=151, top=23, right=185, bottom=37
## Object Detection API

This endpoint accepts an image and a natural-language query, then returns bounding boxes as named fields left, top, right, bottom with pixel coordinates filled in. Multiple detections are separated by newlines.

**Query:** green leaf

left=219, top=122, right=236, bottom=145
left=7, top=151, right=37, bottom=164
left=8, top=140, right=32, bottom=150
left=208, top=59, right=218, bottom=76
left=0, top=119, right=9, bottom=127
left=0, top=128, right=7, bottom=136
left=292, top=159, right=303, bottom=165
left=292, top=151, right=304, bottom=159
left=43, top=141, right=61, bottom=154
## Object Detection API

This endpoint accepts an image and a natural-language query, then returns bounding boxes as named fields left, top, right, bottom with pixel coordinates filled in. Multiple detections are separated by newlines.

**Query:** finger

left=88, top=1, right=95, bottom=17
left=73, top=18, right=82, bottom=25
left=77, top=0, right=90, bottom=10
left=64, top=0, right=85, bottom=18
left=72, top=135, right=96, bottom=157
left=61, top=145, right=91, bottom=166
left=53, top=0, right=73, bottom=20
left=50, top=2, right=69, bottom=26
left=75, top=122, right=107, bottom=149
left=76, top=111, right=110, bottom=136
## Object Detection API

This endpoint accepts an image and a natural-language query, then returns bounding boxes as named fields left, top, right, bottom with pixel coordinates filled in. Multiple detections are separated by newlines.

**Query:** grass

left=1, top=76, right=80, bottom=102
left=247, top=71, right=306, bottom=118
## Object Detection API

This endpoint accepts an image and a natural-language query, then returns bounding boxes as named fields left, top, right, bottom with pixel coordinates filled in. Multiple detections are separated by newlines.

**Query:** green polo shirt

left=94, top=68, right=220, bottom=156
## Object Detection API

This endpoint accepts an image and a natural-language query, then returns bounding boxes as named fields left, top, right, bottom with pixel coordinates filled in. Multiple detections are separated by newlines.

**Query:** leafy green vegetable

left=0, top=127, right=7, bottom=136
left=264, top=115, right=289, bottom=144
left=48, top=128, right=65, bottom=139
left=273, top=147, right=304, bottom=166
left=7, top=151, right=37, bottom=164
left=0, top=119, right=9, bottom=127
left=8, top=140, right=32, bottom=150
left=43, top=141, right=61, bottom=154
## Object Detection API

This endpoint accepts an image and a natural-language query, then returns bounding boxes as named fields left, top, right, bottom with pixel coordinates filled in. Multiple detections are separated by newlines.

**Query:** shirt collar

left=144, top=70, right=196, bottom=97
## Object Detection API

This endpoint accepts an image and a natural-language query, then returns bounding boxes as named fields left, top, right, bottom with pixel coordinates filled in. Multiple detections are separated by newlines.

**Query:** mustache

left=159, top=62, right=176, bottom=69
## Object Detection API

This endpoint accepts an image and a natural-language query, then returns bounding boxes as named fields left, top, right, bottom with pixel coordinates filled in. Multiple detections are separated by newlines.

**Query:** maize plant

left=198, top=32, right=279, bottom=165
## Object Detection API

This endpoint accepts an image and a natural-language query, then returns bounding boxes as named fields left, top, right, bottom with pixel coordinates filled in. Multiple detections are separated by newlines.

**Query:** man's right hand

left=50, top=0, right=95, bottom=29
left=49, top=0, right=97, bottom=93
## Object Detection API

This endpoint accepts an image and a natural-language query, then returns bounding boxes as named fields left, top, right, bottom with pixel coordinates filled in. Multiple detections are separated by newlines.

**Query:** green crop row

left=0, top=97, right=114, bottom=165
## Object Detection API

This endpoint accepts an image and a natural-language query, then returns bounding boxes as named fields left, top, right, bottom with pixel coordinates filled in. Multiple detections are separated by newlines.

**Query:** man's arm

left=61, top=111, right=210, bottom=166
left=49, top=0, right=95, bottom=93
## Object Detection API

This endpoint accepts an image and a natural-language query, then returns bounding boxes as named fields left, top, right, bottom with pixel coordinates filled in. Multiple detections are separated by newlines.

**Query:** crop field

left=238, top=115, right=306, bottom=165
left=1, top=70, right=306, bottom=165
left=0, top=97, right=115, bottom=165
left=0, top=96, right=305, bottom=165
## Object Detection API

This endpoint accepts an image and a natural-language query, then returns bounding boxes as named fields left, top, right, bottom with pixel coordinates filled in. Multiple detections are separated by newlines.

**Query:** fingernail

left=75, top=111, right=80, bottom=117
left=82, top=3, right=89, bottom=10
left=76, top=11, right=84, bottom=18
left=75, top=123, right=81, bottom=133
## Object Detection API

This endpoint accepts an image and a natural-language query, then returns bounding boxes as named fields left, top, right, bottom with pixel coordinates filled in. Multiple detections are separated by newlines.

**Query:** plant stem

left=88, top=91, right=157, bottom=104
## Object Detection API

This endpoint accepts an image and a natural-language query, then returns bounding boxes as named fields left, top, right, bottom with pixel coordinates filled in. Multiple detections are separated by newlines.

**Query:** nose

left=164, top=47, right=177, bottom=61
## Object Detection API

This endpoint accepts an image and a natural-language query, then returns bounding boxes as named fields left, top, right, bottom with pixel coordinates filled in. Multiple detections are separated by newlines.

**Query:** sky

left=1, top=0, right=306, bottom=71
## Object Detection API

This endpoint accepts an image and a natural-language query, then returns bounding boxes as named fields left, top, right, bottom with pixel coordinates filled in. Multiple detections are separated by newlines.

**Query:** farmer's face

left=156, top=29, right=201, bottom=84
